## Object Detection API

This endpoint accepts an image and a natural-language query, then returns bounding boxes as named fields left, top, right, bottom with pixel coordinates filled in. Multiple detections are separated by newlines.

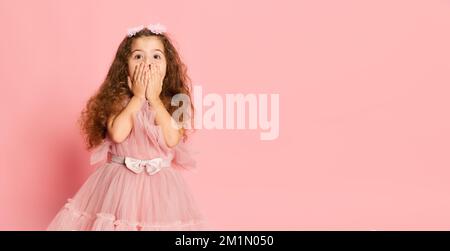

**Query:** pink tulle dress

left=47, top=99, right=206, bottom=231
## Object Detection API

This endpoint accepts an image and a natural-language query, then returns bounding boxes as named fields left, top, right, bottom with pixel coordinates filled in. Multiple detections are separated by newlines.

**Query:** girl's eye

left=134, top=54, right=143, bottom=60
left=153, top=54, right=161, bottom=60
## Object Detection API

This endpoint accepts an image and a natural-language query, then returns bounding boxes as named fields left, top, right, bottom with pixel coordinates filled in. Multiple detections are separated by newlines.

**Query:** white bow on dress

left=124, top=156, right=167, bottom=175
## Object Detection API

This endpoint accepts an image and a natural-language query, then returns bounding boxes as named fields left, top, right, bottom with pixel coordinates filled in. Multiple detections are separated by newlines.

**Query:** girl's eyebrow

left=131, top=49, right=165, bottom=54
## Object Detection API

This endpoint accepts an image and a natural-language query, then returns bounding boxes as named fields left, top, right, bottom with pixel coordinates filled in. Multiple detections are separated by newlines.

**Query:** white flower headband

left=127, top=23, right=167, bottom=37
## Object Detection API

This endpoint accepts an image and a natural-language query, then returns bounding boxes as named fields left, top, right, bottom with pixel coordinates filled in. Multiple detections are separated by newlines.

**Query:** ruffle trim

left=49, top=198, right=206, bottom=231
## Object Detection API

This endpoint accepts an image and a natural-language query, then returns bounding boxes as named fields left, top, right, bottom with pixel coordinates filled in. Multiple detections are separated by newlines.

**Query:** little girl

left=47, top=24, right=206, bottom=231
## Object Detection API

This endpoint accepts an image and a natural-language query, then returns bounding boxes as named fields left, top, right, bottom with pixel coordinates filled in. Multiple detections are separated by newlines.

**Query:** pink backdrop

left=1, top=0, right=450, bottom=230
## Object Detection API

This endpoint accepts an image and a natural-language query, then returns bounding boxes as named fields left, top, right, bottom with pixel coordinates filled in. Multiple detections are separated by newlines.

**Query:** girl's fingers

left=139, top=63, right=145, bottom=85
left=156, top=64, right=163, bottom=86
left=132, top=64, right=138, bottom=83
left=144, top=64, right=149, bottom=84
left=144, top=67, right=149, bottom=86
left=139, top=65, right=143, bottom=85
left=134, top=63, right=140, bottom=83
left=139, top=62, right=145, bottom=82
left=149, top=63, right=155, bottom=81
left=155, top=64, right=160, bottom=84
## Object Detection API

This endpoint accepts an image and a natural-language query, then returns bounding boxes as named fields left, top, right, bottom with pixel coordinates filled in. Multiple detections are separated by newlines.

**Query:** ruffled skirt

left=46, top=162, right=206, bottom=231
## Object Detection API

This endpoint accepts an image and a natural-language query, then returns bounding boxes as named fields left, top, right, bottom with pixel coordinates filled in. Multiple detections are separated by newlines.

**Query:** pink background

left=1, top=0, right=450, bottom=230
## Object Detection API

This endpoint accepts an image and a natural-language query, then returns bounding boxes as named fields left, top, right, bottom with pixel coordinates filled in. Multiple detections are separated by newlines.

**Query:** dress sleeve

left=145, top=103, right=199, bottom=171
left=89, top=138, right=112, bottom=166
left=170, top=138, right=198, bottom=171
left=152, top=115, right=198, bottom=171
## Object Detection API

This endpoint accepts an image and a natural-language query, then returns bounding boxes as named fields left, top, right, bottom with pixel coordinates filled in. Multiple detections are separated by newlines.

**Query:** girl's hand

left=145, top=63, right=164, bottom=104
left=127, top=62, right=149, bottom=100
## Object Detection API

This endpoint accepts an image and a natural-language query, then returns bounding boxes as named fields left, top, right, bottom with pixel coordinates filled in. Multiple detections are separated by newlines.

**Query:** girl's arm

left=149, top=98, right=183, bottom=148
left=108, top=62, right=148, bottom=143
left=107, top=96, right=145, bottom=143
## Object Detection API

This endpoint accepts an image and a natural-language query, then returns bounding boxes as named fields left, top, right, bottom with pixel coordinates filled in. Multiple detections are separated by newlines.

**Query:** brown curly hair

left=78, top=28, right=195, bottom=150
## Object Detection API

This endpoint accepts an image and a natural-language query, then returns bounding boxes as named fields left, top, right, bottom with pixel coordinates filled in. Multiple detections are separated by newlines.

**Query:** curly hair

left=78, top=28, right=195, bottom=150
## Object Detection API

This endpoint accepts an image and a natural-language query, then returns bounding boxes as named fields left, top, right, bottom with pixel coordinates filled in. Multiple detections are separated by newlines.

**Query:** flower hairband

left=127, top=23, right=167, bottom=37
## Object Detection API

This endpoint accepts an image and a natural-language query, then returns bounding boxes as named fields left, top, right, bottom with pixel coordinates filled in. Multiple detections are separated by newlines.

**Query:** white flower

left=126, top=23, right=167, bottom=37
left=127, top=25, right=144, bottom=37
left=147, top=23, right=166, bottom=34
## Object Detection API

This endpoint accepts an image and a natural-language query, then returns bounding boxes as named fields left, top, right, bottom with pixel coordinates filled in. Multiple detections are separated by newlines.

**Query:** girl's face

left=127, top=36, right=167, bottom=81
